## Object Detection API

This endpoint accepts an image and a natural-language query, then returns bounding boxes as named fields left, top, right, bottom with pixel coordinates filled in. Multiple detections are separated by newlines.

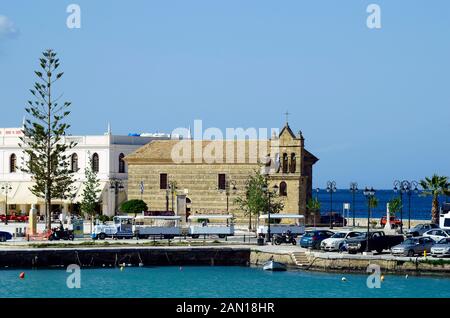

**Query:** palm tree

left=419, top=174, right=450, bottom=224
left=306, top=198, right=321, bottom=226
left=388, top=197, right=402, bottom=217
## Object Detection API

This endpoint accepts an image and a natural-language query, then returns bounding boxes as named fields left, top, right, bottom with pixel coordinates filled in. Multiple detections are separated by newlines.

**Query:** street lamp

left=349, top=182, right=358, bottom=227
left=262, top=183, right=279, bottom=243
left=1, top=183, right=12, bottom=225
left=394, top=180, right=419, bottom=231
left=394, top=180, right=418, bottom=233
left=326, top=181, right=337, bottom=229
left=219, top=178, right=237, bottom=212
left=109, top=178, right=124, bottom=215
left=363, top=187, right=376, bottom=253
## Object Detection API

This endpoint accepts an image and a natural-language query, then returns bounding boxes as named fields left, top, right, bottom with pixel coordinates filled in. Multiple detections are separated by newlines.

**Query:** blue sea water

left=317, top=189, right=449, bottom=221
left=0, top=266, right=449, bottom=298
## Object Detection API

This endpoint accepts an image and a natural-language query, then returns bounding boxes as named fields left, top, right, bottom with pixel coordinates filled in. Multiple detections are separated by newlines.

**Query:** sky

left=0, top=0, right=449, bottom=189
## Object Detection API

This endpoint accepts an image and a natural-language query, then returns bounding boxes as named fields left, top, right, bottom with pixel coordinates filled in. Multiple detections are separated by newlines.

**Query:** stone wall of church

left=128, top=163, right=259, bottom=223
left=127, top=162, right=309, bottom=224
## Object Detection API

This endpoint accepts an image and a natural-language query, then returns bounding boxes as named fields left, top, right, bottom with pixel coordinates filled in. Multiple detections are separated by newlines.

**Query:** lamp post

left=262, top=183, right=279, bottom=243
left=406, top=181, right=419, bottom=230
left=109, top=178, right=124, bottom=215
left=326, top=181, right=337, bottom=229
left=222, top=179, right=237, bottom=212
left=167, top=180, right=177, bottom=213
left=1, top=183, right=12, bottom=225
left=394, top=180, right=418, bottom=233
left=363, top=187, right=376, bottom=253
left=394, top=180, right=418, bottom=231
left=349, top=182, right=358, bottom=227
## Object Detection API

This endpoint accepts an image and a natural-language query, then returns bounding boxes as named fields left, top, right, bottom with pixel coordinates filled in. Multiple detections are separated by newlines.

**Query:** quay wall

left=0, top=247, right=250, bottom=268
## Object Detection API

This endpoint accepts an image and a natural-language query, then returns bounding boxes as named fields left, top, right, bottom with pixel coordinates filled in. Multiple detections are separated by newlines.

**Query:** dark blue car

left=0, top=231, right=12, bottom=242
left=300, top=230, right=334, bottom=249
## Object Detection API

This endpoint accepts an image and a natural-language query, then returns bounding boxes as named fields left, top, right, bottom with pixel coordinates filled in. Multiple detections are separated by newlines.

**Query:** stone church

left=125, top=123, right=318, bottom=224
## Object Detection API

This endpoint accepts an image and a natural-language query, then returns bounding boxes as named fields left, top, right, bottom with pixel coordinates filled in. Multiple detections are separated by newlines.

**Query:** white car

left=320, top=230, right=363, bottom=252
left=423, top=228, right=450, bottom=242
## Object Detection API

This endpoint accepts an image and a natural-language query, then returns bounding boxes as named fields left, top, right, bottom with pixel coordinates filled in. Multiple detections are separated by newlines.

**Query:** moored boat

left=263, top=260, right=287, bottom=271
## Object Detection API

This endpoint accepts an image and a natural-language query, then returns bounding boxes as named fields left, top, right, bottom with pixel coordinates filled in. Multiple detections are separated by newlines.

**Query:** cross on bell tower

left=284, top=110, right=290, bottom=124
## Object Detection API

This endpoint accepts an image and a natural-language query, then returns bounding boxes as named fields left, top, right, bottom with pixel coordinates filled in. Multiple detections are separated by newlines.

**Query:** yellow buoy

left=381, top=275, right=385, bottom=282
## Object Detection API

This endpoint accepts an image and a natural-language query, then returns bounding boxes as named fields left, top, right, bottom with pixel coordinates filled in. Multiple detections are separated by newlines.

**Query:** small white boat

left=263, top=260, right=287, bottom=271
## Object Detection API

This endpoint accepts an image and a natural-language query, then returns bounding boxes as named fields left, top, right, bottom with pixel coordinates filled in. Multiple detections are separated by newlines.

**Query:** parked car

left=380, top=216, right=402, bottom=228
left=320, top=213, right=347, bottom=227
left=423, top=229, right=450, bottom=242
left=431, top=237, right=450, bottom=257
left=407, top=223, right=440, bottom=237
left=391, top=237, right=435, bottom=257
left=0, top=213, right=28, bottom=223
left=0, top=231, right=13, bottom=242
left=320, top=230, right=363, bottom=252
left=345, top=231, right=404, bottom=254
left=300, top=230, right=334, bottom=249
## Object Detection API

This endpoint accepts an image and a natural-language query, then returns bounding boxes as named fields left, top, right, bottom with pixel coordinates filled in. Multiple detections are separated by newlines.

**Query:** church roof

left=126, top=139, right=319, bottom=165
left=125, top=140, right=269, bottom=164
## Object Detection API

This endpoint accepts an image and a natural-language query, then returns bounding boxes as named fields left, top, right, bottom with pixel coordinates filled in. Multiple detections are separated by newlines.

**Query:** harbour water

left=1, top=266, right=450, bottom=298
left=317, top=189, right=449, bottom=220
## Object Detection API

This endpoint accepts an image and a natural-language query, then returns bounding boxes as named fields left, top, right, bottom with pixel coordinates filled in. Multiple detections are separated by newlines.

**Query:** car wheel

left=407, top=250, right=415, bottom=257
left=0, top=236, right=6, bottom=242
left=191, top=235, right=199, bottom=239
left=99, top=233, right=106, bottom=240
left=218, top=234, right=226, bottom=239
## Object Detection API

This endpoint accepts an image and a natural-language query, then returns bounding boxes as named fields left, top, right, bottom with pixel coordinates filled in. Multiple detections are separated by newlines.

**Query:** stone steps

left=291, top=251, right=311, bottom=267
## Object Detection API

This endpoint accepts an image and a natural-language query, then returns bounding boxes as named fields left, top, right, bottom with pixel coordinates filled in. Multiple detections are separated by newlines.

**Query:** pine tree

left=19, top=49, right=76, bottom=230
left=80, top=154, right=101, bottom=233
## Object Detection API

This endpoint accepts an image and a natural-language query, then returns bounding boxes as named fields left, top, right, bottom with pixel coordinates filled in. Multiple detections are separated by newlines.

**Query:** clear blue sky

left=1, top=0, right=449, bottom=189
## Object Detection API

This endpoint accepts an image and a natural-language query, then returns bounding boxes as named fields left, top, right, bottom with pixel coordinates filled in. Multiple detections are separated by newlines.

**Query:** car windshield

left=404, top=238, right=418, bottom=245
left=303, top=232, right=315, bottom=237
left=332, top=232, right=347, bottom=239
left=437, top=238, right=450, bottom=244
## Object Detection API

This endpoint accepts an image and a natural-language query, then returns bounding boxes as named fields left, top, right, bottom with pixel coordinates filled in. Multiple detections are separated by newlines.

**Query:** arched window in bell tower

left=279, top=181, right=287, bottom=196
left=282, top=153, right=288, bottom=173
left=290, top=153, right=296, bottom=173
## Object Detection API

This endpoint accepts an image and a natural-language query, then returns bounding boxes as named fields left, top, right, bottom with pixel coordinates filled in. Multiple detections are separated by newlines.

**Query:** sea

left=0, top=266, right=449, bottom=298
left=316, top=189, right=449, bottom=220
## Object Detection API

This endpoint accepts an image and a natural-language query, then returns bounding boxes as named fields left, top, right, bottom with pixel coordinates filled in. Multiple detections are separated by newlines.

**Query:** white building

left=0, top=125, right=172, bottom=217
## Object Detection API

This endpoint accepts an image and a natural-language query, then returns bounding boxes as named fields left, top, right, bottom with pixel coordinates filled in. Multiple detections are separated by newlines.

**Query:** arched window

left=290, top=153, right=296, bottom=173
left=280, top=181, right=287, bottom=196
left=92, top=153, right=99, bottom=173
left=71, top=153, right=78, bottom=172
left=282, top=153, right=288, bottom=173
left=118, top=153, right=125, bottom=173
left=10, top=154, right=17, bottom=173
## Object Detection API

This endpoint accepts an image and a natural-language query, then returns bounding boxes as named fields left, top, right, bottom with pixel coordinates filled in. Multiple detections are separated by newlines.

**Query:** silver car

left=431, top=237, right=450, bottom=257
left=391, top=237, right=435, bottom=257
